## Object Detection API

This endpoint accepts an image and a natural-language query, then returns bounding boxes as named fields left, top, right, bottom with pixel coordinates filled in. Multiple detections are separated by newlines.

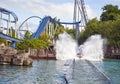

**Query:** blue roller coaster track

left=0, top=7, right=18, bottom=23
left=0, top=0, right=87, bottom=48
left=31, top=16, right=51, bottom=38
left=0, top=15, right=81, bottom=48
left=19, top=16, right=81, bottom=39
left=31, top=16, right=81, bottom=38
left=0, top=7, right=19, bottom=48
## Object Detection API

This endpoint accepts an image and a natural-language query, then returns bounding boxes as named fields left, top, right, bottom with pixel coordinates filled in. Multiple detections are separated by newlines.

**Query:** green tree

left=24, top=30, right=31, bottom=39
left=0, top=38, right=7, bottom=45
left=65, top=28, right=76, bottom=39
left=110, top=19, right=120, bottom=47
left=78, top=18, right=100, bottom=44
left=16, top=39, right=50, bottom=51
left=8, top=27, right=16, bottom=38
left=39, top=32, right=50, bottom=42
left=78, top=4, right=120, bottom=47
left=100, top=4, right=120, bottom=21
left=54, top=24, right=65, bottom=40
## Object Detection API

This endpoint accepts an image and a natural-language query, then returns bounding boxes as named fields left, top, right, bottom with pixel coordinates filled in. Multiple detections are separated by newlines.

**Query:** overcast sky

left=0, top=0, right=120, bottom=24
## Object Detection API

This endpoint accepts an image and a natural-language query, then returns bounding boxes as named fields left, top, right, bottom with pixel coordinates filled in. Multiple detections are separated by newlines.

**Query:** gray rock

left=0, top=55, right=13, bottom=64
left=12, top=53, right=33, bottom=66
left=0, top=46, right=17, bottom=55
left=23, top=58, right=33, bottom=66
left=0, top=45, right=33, bottom=66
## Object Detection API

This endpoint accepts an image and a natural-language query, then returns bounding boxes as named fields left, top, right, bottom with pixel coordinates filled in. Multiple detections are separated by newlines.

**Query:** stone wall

left=12, top=53, right=33, bottom=66
left=0, top=44, right=33, bottom=66
left=105, top=46, right=120, bottom=59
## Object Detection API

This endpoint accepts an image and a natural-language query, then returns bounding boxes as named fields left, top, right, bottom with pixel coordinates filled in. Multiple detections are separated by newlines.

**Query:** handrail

left=63, top=59, right=76, bottom=84
left=86, top=60, right=113, bottom=84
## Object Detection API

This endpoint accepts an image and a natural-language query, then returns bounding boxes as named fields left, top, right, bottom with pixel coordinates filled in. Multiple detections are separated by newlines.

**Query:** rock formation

left=12, top=53, right=33, bottom=66
left=0, top=44, right=33, bottom=66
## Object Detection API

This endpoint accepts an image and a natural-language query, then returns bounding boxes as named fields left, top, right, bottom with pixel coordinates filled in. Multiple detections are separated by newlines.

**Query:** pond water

left=93, top=59, right=120, bottom=84
left=0, top=59, right=119, bottom=84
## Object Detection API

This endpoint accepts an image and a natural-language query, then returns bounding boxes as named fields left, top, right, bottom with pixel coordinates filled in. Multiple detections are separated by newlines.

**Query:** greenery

left=16, top=22, right=77, bottom=51
left=65, top=28, right=76, bottom=39
left=0, top=38, right=7, bottom=45
left=79, top=4, right=120, bottom=48
left=16, top=39, right=50, bottom=51
left=38, top=32, right=50, bottom=42
left=24, top=30, right=31, bottom=39
left=0, top=27, right=15, bottom=46
left=54, top=24, right=76, bottom=40
left=2, top=4, right=120, bottom=51
left=100, top=4, right=120, bottom=21
left=54, top=24, right=65, bottom=40
left=16, top=24, right=65, bottom=50
left=8, top=27, right=16, bottom=38
left=5, top=4, right=120, bottom=50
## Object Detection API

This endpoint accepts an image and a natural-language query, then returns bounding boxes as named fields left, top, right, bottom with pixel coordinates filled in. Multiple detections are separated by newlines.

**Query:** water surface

left=0, top=60, right=119, bottom=84
left=93, top=59, right=120, bottom=84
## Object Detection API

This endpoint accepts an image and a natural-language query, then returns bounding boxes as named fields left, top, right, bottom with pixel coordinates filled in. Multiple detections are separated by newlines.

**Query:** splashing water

left=55, top=32, right=77, bottom=60
left=81, top=34, right=107, bottom=61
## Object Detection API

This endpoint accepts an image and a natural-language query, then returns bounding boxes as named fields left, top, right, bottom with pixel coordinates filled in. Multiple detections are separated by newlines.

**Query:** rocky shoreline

left=0, top=44, right=33, bottom=66
left=105, top=46, right=120, bottom=59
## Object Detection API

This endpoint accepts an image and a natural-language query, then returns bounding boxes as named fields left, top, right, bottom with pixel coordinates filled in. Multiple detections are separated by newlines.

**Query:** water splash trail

left=55, top=32, right=78, bottom=60
left=55, top=32, right=78, bottom=83
left=81, top=34, right=107, bottom=61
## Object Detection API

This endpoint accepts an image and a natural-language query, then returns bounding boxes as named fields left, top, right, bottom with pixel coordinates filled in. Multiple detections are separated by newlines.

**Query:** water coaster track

left=19, top=16, right=42, bottom=30
left=63, top=59, right=113, bottom=84
left=85, top=60, right=113, bottom=84
left=31, top=16, right=51, bottom=38
left=19, top=16, right=81, bottom=39
left=0, top=7, right=18, bottom=23
left=18, top=16, right=42, bottom=39
left=0, top=7, right=18, bottom=36
left=0, top=33, right=20, bottom=42
left=0, top=7, right=20, bottom=48
left=63, top=59, right=76, bottom=84
left=19, top=16, right=54, bottom=39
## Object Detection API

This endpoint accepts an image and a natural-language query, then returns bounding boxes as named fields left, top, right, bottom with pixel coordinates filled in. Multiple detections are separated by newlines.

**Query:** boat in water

left=77, top=45, right=83, bottom=58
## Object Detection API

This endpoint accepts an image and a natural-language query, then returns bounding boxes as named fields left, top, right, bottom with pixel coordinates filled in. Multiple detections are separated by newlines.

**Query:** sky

left=0, top=0, right=120, bottom=28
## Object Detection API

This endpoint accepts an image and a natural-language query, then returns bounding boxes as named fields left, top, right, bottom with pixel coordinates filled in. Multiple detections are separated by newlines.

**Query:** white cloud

left=86, top=5, right=99, bottom=19
left=113, top=0, right=120, bottom=2
left=0, top=2, right=8, bottom=8
left=20, top=0, right=74, bottom=21
left=19, top=0, right=99, bottom=21
left=0, top=0, right=73, bottom=22
left=0, top=0, right=100, bottom=23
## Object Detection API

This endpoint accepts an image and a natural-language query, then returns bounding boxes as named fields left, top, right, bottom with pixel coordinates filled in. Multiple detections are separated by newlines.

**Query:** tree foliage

left=0, top=38, right=7, bottom=45
left=100, top=4, right=120, bottom=21
left=54, top=24, right=65, bottom=40
left=78, top=18, right=100, bottom=44
left=39, top=32, right=50, bottom=42
left=16, top=23, right=66, bottom=51
left=8, top=27, right=16, bottom=38
left=16, top=39, right=50, bottom=51
left=79, top=4, right=120, bottom=47
left=24, top=30, right=31, bottom=39
left=65, top=28, right=76, bottom=39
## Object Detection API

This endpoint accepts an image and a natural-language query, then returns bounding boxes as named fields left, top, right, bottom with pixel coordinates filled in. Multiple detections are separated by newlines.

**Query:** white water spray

left=55, top=32, right=77, bottom=60
left=81, top=34, right=106, bottom=61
